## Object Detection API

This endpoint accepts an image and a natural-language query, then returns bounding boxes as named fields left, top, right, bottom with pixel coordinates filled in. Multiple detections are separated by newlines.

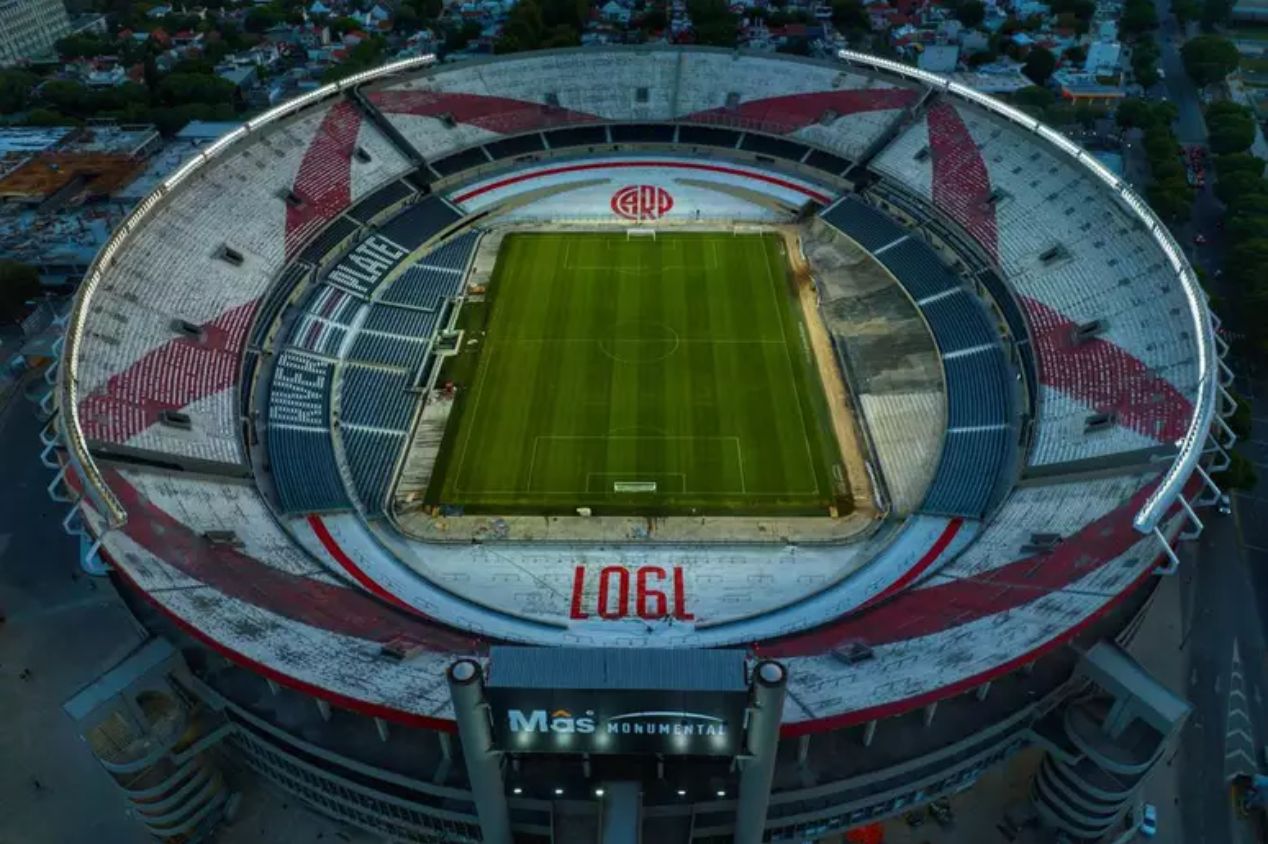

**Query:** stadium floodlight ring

left=836, top=48, right=1217, bottom=536
left=56, top=54, right=438, bottom=531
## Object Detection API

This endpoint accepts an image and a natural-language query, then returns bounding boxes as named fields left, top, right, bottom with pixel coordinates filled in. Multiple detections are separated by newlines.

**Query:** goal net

left=613, top=481, right=657, bottom=492
left=626, top=229, right=656, bottom=240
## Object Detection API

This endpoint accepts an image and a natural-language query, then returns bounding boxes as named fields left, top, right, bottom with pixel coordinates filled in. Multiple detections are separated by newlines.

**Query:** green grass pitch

left=425, top=231, right=849, bottom=516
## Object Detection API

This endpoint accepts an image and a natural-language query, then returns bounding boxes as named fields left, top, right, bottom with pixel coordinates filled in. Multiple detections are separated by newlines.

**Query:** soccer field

left=426, top=232, right=849, bottom=515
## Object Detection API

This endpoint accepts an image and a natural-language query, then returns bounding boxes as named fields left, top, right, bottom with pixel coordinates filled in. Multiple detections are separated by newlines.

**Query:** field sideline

left=425, top=231, right=850, bottom=516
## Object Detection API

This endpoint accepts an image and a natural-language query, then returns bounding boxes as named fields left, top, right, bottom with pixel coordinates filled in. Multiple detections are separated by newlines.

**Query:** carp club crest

left=610, top=184, right=674, bottom=220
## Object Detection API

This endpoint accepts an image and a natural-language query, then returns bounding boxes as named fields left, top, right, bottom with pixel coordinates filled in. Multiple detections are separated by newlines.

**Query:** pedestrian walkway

left=1225, top=639, right=1258, bottom=781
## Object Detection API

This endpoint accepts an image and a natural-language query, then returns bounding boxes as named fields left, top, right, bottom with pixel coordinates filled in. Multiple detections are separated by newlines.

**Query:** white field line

left=453, top=234, right=821, bottom=500
left=759, top=241, right=822, bottom=496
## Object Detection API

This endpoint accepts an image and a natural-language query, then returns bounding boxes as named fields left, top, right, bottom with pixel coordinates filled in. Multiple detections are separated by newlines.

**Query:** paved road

left=1154, top=9, right=1209, bottom=145
left=1141, top=1, right=1268, bottom=841
left=1177, top=500, right=1268, bottom=843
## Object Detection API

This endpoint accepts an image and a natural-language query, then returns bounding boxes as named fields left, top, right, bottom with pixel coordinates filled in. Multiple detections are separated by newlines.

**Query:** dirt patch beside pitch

left=781, top=228, right=878, bottom=517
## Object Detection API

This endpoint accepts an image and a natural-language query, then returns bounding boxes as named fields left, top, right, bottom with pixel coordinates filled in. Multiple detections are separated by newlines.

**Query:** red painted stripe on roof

left=683, top=88, right=920, bottom=134
left=452, top=160, right=832, bottom=205
left=285, top=101, right=362, bottom=259
left=778, top=556, right=1162, bottom=737
left=108, top=555, right=459, bottom=733
left=98, top=467, right=476, bottom=652
left=760, top=479, right=1159, bottom=659
left=857, top=517, right=963, bottom=611
left=306, top=514, right=426, bottom=617
left=926, top=100, right=999, bottom=262
left=1021, top=295, right=1193, bottom=442
left=924, top=101, right=1190, bottom=443
left=76, top=298, right=258, bottom=446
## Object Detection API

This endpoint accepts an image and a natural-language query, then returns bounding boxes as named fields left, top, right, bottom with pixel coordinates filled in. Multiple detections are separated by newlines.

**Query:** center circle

left=598, top=321, right=681, bottom=363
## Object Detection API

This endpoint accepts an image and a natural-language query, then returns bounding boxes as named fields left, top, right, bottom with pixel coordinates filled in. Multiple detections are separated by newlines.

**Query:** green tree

left=323, top=36, right=387, bottom=83
left=394, top=4, right=419, bottom=28
left=1074, top=102, right=1105, bottom=128
left=541, top=0, right=588, bottom=30
left=688, top=0, right=739, bottom=46
left=21, top=108, right=71, bottom=126
left=955, top=0, right=986, bottom=27
left=1115, top=97, right=1159, bottom=129
left=39, top=79, right=93, bottom=116
left=0, top=261, right=41, bottom=322
left=158, top=73, right=236, bottom=107
left=1120, top=0, right=1157, bottom=35
left=54, top=33, right=114, bottom=58
left=442, top=20, right=483, bottom=54
left=1173, top=0, right=1202, bottom=21
left=1228, top=237, right=1268, bottom=288
left=1013, top=84, right=1056, bottom=112
left=1022, top=46, right=1056, bottom=85
left=1201, top=0, right=1233, bottom=29
left=1214, top=153, right=1267, bottom=203
left=1229, top=391, right=1253, bottom=439
left=1146, top=178, right=1193, bottom=219
left=1207, top=102, right=1256, bottom=154
left=642, top=5, right=668, bottom=31
left=244, top=6, right=283, bottom=33
left=329, top=16, right=364, bottom=36
left=1216, top=451, right=1258, bottom=491
left=777, top=39, right=812, bottom=55
left=1132, top=36, right=1160, bottom=87
left=0, top=69, right=38, bottom=113
left=1181, top=35, right=1240, bottom=86
left=1049, top=0, right=1096, bottom=20
left=831, top=0, right=869, bottom=31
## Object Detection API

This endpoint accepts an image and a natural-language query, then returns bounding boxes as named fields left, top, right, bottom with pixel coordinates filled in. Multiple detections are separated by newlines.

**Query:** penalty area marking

left=520, top=435, right=747, bottom=495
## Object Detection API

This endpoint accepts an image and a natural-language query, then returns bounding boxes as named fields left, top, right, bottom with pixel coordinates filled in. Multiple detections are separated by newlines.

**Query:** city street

left=1144, top=0, right=1268, bottom=838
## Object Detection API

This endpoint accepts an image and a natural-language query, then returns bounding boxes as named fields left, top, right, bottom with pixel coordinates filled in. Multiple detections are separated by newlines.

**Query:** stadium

left=45, top=47, right=1231, bottom=842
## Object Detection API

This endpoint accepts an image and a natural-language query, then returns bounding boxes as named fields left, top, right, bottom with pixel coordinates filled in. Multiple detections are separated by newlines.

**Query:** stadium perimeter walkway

left=875, top=573, right=1188, bottom=844
left=0, top=374, right=369, bottom=844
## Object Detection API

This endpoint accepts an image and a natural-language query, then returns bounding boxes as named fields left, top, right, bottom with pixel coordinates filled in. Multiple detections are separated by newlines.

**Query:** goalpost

left=613, top=481, right=657, bottom=492
left=626, top=229, right=656, bottom=240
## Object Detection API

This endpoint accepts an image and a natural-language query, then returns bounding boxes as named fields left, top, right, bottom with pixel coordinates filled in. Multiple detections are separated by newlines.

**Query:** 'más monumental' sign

left=485, top=646, right=749, bottom=756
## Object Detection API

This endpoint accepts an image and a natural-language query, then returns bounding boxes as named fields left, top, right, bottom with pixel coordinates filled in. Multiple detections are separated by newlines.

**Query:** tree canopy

left=831, top=0, right=869, bottom=32
left=1119, top=0, right=1158, bottom=36
left=1181, top=35, right=1240, bottom=86
left=1114, top=97, right=1175, bottom=130
left=688, top=0, right=739, bottom=46
left=1014, top=83, right=1054, bottom=110
left=1206, top=101, right=1256, bottom=154
left=1131, top=36, right=1161, bottom=87
left=955, top=0, right=986, bottom=27
left=0, top=70, right=39, bottom=114
left=1022, top=46, right=1056, bottom=85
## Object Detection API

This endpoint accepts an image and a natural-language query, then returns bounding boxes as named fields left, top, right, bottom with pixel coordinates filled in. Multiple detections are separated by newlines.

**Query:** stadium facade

left=45, top=48, right=1229, bottom=842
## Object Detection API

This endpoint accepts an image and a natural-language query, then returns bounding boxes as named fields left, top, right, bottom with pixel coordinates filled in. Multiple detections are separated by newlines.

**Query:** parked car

left=1139, top=802, right=1158, bottom=837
